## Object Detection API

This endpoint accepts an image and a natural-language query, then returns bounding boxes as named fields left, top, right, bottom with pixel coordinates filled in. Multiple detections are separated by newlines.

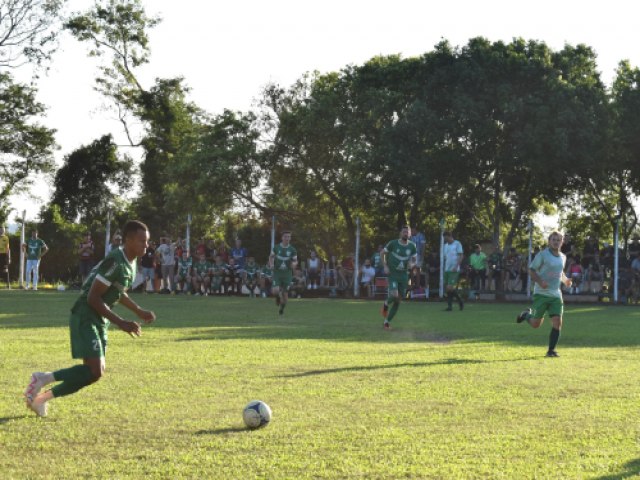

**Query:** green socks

left=387, top=299, right=400, bottom=321
left=51, top=365, right=95, bottom=398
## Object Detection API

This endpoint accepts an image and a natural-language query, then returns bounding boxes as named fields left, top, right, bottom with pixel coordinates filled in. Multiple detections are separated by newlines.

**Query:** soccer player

left=210, top=255, right=226, bottom=294
left=380, top=225, right=417, bottom=329
left=443, top=231, right=464, bottom=311
left=23, top=229, right=48, bottom=291
left=516, top=230, right=572, bottom=357
left=244, top=256, right=260, bottom=297
left=269, top=231, right=297, bottom=315
left=24, top=220, right=156, bottom=417
left=0, top=226, right=10, bottom=288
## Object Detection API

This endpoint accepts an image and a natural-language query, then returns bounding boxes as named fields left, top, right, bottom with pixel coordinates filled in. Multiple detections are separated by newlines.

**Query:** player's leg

left=278, top=273, right=292, bottom=314
left=546, top=298, right=564, bottom=356
left=387, top=277, right=406, bottom=324
left=32, top=260, right=40, bottom=290
left=382, top=277, right=399, bottom=328
left=517, top=294, right=547, bottom=328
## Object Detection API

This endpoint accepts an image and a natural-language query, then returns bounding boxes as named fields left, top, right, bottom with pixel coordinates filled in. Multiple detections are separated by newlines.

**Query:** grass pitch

left=1, top=291, right=639, bottom=479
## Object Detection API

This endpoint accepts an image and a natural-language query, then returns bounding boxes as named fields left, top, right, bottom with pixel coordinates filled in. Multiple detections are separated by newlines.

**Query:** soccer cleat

left=516, top=308, right=532, bottom=324
left=545, top=350, right=559, bottom=358
left=28, top=396, right=49, bottom=417
left=383, top=321, right=391, bottom=330
left=380, top=304, right=389, bottom=319
left=24, top=372, right=48, bottom=404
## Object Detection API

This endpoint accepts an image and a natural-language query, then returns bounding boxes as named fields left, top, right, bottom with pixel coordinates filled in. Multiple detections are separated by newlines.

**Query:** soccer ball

left=242, top=400, right=272, bottom=429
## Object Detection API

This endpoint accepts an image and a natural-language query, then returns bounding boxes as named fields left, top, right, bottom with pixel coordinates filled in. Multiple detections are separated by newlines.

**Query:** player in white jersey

left=443, top=231, right=464, bottom=311
left=516, top=231, right=572, bottom=357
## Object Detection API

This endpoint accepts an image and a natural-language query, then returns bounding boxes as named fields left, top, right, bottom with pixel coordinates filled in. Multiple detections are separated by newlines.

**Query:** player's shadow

left=195, top=427, right=248, bottom=435
left=278, top=357, right=538, bottom=378
left=0, top=415, right=28, bottom=425
left=593, top=458, right=640, bottom=479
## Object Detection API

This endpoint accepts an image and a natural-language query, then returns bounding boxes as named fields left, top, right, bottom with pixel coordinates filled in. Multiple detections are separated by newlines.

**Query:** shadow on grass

left=0, top=415, right=28, bottom=425
left=3, top=292, right=640, bottom=348
left=593, top=458, right=640, bottom=480
left=278, top=356, right=540, bottom=378
left=195, top=426, right=248, bottom=435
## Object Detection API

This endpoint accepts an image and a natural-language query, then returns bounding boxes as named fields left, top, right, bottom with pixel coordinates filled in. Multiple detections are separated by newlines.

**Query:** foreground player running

left=380, top=225, right=417, bottom=330
left=24, top=220, right=156, bottom=416
left=270, top=231, right=297, bottom=315
left=516, top=230, right=572, bottom=357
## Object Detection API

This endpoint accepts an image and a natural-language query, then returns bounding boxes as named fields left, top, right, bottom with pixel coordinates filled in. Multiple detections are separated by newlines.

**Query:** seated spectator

left=487, top=247, right=503, bottom=291
left=504, top=248, right=522, bottom=292
left=360, top=259, right=376, bottom=297
left=225, top=257, right=242, bottom=295
left=191, top=253, right=211, bottom=295
left=289, top=267, right=306, bottom=298
left=338, top=254, right=355, bottom=290
left=244, top=256, right=260, bottom=297
left=372, top=245, right=385, bottom=277
left=567, top=258, right=583, bottom=294
left=468, top=244, right=487, bottom=296
left=231, top=238, right=248, bottom=270
left=306, top=251, right=323, bottom=290
left=210, top=255, right=226, bottom=294
left=408, top=265, right=422, bottom=294
left=325, top=255, right=338, bottom=287
left=586, top=254, right=604, bottom=293
left=259, top=263, right=273, bottom=297
left=174, top=250, right=193, bottom=294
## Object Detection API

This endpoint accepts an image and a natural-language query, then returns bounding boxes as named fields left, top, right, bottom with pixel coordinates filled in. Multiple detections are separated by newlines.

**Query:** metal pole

left=439, top=219, right=445, bottom=298
left=19, top=210, right=25, bottom=288
left=186, top=213, right=192, bottom=257
left=527, top=219, right=533, bottom=299
left=354, top=217, right=360, bottom=297
left=271, top=216, right=276, bottom=251
left=105, top=210, right=111, bottom=257
left=614, top=218, right=619, bottom=303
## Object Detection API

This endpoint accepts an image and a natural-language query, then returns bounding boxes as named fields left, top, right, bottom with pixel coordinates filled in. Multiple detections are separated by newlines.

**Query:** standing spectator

left=425, top=250, right=440, bottom=296
left=586, top=254, right=604, bottom=293
left=306, top=251, right=323, bottom=290
left=504, top=248, right=522, bottom=292
left=78, top=232, right=95, bottom=284
left=560, top=233, right=576, bottom=262
left=372, top=245, right=385, bottom=277
left=108, top=232, right=122, bottom=252
left=217, top=241, right=229, bottom=263
left=340, top=254, right=355, bottom=290
left=140, top=239, right=156, bottom=293
left=567, top=258, right=583, bottom=294
left=0, top=226, right=10, bottom=288
left=468, top=244, right=488, bottom=298
left=629, top=236, right=640, bottom=260
left=360, top=258, right=376, bottom=297
left=23, top=229, right=49, bottom=291
left=156, top=236, right=176, bottom=294
left=230, top=238, right=248, bottom=270
left=582, top=236, right=599, bottom=281
left=443, top=231, right=464, bottom=311
left=410, top=227, right=427, bottom=269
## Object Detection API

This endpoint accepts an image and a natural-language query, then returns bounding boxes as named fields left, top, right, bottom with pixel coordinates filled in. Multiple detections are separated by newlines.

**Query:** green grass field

left=1, top=291, right=639, bottom=479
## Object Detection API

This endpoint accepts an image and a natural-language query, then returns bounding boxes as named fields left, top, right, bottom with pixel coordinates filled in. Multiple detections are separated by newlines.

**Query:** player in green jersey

left=516, top=231, right=572, bottom=357
left=174, top=251, right=193, bottom=294
left=22, top=229, right=48, bottom=290
left=380, top=226, right=418, bottom=330
left=269, top=231, right=298, bottom=315
left=210, top=255, right=226, bottom=294
left=23, top=221, right=156, bottom=417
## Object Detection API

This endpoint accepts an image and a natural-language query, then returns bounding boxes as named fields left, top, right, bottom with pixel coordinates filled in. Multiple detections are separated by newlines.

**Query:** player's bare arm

left=529, top=268, right=548, bottom=289
left=87, top=279, right=142, bottom=337
left=382, top=251, right=389, bottom=274
left=119, top=292, right=156, bottom=324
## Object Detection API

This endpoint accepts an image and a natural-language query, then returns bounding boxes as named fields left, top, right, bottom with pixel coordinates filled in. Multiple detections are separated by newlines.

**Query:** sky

left=8, top=0, right=640, bottom=224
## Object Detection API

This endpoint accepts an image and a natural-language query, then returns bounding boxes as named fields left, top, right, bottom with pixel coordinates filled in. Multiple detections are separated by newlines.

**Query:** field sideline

left=1, top=291, right=639, bottom=479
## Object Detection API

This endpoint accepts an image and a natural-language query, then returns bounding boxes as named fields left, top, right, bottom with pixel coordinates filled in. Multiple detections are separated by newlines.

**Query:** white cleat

left=24, top=372, right=48, bottom=404
left=28, top=397, right=49, bottom=417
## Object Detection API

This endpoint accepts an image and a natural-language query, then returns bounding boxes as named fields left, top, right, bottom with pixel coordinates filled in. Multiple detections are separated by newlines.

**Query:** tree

left=50, top=134, right=134, bottom=224
left=0, top=71, right=55, bottom=222
left=0, top=0, right=64, bottom=69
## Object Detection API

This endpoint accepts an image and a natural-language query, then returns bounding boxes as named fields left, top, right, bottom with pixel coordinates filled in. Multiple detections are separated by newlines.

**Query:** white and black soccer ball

left=242, top=400, right=272, bottom=429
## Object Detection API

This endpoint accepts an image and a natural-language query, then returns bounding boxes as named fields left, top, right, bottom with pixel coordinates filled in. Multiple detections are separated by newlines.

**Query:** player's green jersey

left=529, top=248, right=566, bottom=299
left=211, top=262, right=226, bottom=277
left=26, top=238, right=47, bottom=260
left=384, top=239, right=417, bottom=275
left=260, top=265, right=273, bottom=278
left=245, top=262, right=259, bottom=279
left=272, top=243, right=297, bottom=273
left=74, top=247, right=136, bottom=324
left=177, top=257, right=193, bottom=276
left=193, top=260, right=211, bottom=276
